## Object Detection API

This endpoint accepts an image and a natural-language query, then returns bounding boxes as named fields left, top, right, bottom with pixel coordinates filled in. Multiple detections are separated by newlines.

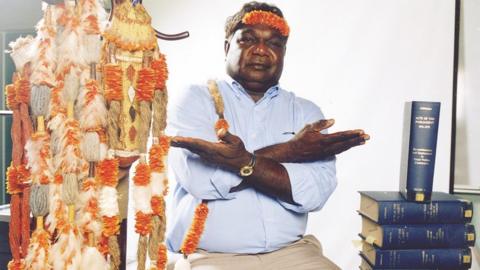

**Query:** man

left=166, top=2, right=369, bottom=269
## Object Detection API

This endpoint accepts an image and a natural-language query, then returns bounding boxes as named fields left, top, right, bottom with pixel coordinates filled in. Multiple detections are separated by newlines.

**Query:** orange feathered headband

left=242, top=10, right=290, bottom=36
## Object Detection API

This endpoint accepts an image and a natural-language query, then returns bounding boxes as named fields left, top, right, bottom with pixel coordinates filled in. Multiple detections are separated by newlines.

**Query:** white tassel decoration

left=150, top=172, right=166, bottom=196
left=8, top=35, right=37, bottom=71
left=174, top=257, right=191, bottom=270
left=133, top=185, right=152, bottom=214
left=99, top=186, right=120, bottom=217
left=79, top=246, right=109, bottom=270
left=50, top=229, right=83, bottom=270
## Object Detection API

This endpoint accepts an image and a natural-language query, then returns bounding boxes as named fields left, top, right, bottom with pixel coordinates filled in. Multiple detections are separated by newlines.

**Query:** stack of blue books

left=358, top=191, right=475, bottom=270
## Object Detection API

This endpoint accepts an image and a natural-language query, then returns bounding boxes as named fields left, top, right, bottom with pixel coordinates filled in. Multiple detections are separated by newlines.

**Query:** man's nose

left=252, top=42, right=268, bottom=56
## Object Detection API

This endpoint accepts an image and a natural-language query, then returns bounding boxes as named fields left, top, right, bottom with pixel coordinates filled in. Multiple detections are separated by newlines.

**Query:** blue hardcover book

left=361, top=242, right=472, bottom=269
left=358, top=191, right=473, bottom=224
left=359, top=216, right=476, bottom=249
left=359, top=254, right=467, bottom=270
left=399, top=101, right=441, bottom=202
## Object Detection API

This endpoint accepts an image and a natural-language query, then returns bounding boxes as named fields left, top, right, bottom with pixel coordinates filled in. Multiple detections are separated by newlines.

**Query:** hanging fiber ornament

left=148, top=136, right=170, bottom=270
left=5, top=164, right=24, bottom=270
left=24, top=132, right=53, bottom=270
left=6, top=36, right=36, bottom=267
left=97, top=157, right=121, bottom=270
left=174, top=202, right=209, bottom=270
left=23, top=5, right=59, bottom=268
left=77, top=82, right=107, bottom=261
left=50, top=92, right=86, bottom=270
left=101, top=0, right=158, bottom=159
left=133, top=159, right=153, bottom=270
left=175, top=80, right=226, bottom=270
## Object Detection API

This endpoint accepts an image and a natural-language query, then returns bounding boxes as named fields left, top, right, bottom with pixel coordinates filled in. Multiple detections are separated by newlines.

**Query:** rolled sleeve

left=168, top=148, right=242, bottom=200
left=279, top=157, right=337, bottom=213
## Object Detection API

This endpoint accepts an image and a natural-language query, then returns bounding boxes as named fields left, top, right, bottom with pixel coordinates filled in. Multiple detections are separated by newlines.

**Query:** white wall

left=142, top=0, right=477, bottom=269
left=455, top=0, right=480, bottom=189
left=0, top=0, right=42, bottom=31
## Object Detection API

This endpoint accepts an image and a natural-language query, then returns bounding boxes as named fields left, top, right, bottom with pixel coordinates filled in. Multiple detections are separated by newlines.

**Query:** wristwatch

left=239, top=153, right=256, bottom=177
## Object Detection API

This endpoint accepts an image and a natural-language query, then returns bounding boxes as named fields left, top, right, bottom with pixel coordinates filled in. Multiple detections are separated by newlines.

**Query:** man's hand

left=171, top=131, right=252, bottom=172
left=287, top=119, right=369, bottom=162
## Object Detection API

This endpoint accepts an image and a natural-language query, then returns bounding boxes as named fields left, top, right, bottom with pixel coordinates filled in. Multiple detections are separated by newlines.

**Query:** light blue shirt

left=165, top=78, right=337, bottom=254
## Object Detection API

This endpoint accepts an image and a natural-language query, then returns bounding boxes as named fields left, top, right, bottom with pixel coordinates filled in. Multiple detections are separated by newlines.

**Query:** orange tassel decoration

left=135, top=212, right=153, bottom=236
left=214, top=119, right=229, bottom=134
left=149, top=144, right=165, bottom=173
left=136, top=68, right=155, bottom=102
left=5, top=84, right=18, bottom=110
left=102, top=216, right=120, bottom=238
left=151, top=55, right=168, bottom=91
left=133, top=163, right=151, bottom=187
left=103, top=64, right=123, bottom=101
left=156, top=244, right=167, bottom=270
left=97, top=158, right=119, bottom=187
left=150, top=196, right=165, bottom=216
left=180, top=202, right=209, bottom=255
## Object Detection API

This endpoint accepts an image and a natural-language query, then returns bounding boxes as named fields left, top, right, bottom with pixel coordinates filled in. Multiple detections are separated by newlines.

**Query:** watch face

left=240, top=167, right=253, bottom=177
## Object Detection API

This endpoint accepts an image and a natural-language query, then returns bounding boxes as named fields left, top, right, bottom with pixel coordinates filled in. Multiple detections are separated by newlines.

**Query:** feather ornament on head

left=242, top=10, right=290, bottom=36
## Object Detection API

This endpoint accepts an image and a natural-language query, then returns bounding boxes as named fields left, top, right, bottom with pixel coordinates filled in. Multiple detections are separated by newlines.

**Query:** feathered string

left=27, top=16, right=54, bottom=266
left=133, top=161, right=153, bottom=270
left=97, top=158, right=121, bottom=270
left=5, top=82, right=23, bottom=270
left=24, top=132, right=53, bottom=270
left=78, top=177, right=108, bottom=269
left=148, top=137, right=169, bottom=270
left=174, top=81, right=225, bottom=270
left=174, top=202, right=209, bottom=270
left=149, top=53, right=169, bottom=270
left=5, top=51, right=34, bottom=269
left=16, top=75, right=33, bottom=259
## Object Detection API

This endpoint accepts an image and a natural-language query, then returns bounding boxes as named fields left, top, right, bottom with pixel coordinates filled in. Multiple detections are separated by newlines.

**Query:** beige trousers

left=167, top=235, right=341, bottom=270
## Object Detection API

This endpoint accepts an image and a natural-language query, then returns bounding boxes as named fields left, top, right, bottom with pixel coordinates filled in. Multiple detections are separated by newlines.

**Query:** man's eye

left=239, top=37, right=255, bottom=44
left=268, top=40, right=284, bottom=48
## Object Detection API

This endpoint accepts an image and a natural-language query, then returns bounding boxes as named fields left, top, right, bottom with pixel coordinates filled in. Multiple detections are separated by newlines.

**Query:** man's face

left=225, top=24, right=287, bottom=93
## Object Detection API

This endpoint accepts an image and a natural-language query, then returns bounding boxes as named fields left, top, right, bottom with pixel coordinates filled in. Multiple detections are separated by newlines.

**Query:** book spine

left=373, top=248, right=471, bottom=268
left=377, top=200, right=473, bottom=224
left=400, top=101, right=441, bottom=202
left=380, top=223, right=475, bottom=249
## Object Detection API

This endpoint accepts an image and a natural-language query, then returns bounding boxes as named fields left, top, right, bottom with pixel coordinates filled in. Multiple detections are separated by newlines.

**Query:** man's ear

left=224, top=39, right=230, bottom=56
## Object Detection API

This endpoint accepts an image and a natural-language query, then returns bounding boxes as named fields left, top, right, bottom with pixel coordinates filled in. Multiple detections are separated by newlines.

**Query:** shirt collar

left=223, top=75, right=280, bottom=101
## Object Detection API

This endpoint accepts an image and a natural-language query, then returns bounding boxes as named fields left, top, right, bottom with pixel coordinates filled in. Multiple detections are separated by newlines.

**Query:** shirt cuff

left=279, top=162, right=336, bottom=213
left=210, top=167, right=242, bottom=199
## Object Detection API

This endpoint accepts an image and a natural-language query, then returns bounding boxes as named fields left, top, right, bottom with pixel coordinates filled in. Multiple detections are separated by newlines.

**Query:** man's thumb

left=217, top=129, right=235, bottom=143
